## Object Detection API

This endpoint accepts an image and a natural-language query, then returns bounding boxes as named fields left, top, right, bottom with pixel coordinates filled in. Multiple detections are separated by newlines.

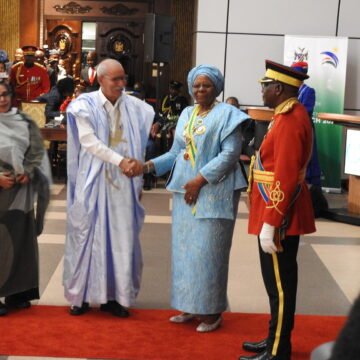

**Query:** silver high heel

left=196, top=316, right=222, bottom=332
left=169, top=312, right=196, bottom=323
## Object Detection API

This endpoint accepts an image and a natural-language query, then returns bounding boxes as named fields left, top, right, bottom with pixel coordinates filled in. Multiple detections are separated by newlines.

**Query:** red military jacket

left=248, top=98, right=316, bottom=236
left=10, top=62, right=50, bottom=104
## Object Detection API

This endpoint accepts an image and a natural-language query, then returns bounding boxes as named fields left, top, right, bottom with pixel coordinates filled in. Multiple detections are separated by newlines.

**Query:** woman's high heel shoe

left=169, top=312, right=196, bottom=323
left=196, top=316, right=222, bottom=332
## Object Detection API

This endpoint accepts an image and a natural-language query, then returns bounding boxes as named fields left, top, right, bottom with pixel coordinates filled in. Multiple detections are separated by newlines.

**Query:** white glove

left=259, top=222, right=277, bottom=254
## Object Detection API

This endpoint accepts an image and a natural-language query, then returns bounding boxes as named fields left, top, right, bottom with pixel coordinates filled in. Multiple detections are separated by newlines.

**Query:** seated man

left=37, top=77, right=74, bottom=122
left=37, top=77, right=75, bottom=176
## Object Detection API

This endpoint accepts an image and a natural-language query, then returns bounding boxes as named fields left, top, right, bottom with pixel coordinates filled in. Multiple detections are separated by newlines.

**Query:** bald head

left=14, top=48, right=23, bottom=62
left=35, top=49, right=45, bottom=66
left=97, top=59, right=123, bottom=78
left=86, top=51, right=97, bottom=68
left=97, top=59, right=127, bottom=104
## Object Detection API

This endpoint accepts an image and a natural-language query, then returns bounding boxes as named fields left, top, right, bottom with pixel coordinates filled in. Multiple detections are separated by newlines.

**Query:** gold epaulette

left=11, top=61, right=23, bottom=69
left=274, top=97, right=299, bottom=115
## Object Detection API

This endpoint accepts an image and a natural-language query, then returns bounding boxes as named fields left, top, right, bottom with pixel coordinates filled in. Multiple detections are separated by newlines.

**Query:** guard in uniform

left=154, top=81, right=188, bottom=149
left=144, top=81, right=188, bottom=189
left=10, top=45, right=50, bottom=106
left=159, top=80, right=188, bottom=123
left=240, top=60, right=316, bottom=360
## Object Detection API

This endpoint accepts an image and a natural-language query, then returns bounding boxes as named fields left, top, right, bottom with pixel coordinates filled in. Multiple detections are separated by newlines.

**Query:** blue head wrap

left=187, top=64, right=224, bottom=97
left=0, top=50, right=8, bottom=63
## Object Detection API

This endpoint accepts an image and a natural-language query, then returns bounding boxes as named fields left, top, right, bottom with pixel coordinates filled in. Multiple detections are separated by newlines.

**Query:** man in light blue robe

left=63, top=59, right=154, bottom=316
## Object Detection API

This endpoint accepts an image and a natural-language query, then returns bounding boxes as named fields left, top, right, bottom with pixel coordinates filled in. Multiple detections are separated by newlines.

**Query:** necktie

left=89, top=67, right=95, bottom=85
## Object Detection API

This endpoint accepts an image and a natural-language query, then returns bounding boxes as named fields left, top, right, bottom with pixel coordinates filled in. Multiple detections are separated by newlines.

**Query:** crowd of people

left=0, top=44, right=355, bottom=360
left=0, top=46, right=103, bottom=114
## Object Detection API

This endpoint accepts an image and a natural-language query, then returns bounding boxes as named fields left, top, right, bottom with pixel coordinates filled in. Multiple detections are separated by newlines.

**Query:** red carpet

left=0, top=306, right=345, bottom=360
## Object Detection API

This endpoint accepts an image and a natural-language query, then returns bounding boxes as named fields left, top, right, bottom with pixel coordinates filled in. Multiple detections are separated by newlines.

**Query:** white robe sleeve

left=76, top=115, right=124, bottom=166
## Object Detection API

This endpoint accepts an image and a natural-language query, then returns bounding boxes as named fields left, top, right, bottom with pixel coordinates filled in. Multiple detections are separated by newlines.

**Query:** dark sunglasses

left=0, top=91, right=11, bottom=98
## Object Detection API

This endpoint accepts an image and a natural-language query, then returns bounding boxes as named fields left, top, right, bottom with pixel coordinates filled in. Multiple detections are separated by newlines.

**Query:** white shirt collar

left=98, top=88, right=123, bottom=110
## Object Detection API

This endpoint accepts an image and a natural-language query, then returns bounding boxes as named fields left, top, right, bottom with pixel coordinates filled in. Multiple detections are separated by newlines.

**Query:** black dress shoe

left=243, top=338, right=267, bottom=353
left=100, top=300, right=129, bottom=318
left=0, top=301, right=7, bottom=316
left=69, top=302, right=90, bottom=316
left=5, top=297, right=31, bottom=309
left=239, top=350, right=271, bottom=360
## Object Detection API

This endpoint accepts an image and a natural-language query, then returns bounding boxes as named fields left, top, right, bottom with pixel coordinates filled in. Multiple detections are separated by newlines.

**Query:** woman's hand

left=16, top=173, right=30, bottom=185
left=0, top=172, right=15, bottom=189
left=183, top=174, right=208, bottom=205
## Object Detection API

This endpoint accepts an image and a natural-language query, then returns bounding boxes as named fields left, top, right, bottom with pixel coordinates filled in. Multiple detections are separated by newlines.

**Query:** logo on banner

left=320, top=51, right=339, bottom=68
left=293, top=47, right=308, bottom=62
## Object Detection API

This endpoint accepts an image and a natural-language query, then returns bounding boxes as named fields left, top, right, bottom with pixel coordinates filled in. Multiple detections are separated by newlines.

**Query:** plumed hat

left=21, top=45, right=38, bottom=56
left=169, top=80, right=183, bottom=90
left=260, top=60, right=309, bottom=88
left=291, top=61, right=309, bottom=75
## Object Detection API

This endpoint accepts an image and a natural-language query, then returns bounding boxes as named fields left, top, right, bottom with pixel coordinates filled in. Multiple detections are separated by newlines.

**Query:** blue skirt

left=171, top=190, right=240, bottom=314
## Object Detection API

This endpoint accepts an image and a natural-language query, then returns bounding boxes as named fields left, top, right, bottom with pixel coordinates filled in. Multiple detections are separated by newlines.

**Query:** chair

left=21, top=101, right=66, bottom=179
left=21, top=101, right=50, bottom=152
left=21, top=101, right=47, bottom=128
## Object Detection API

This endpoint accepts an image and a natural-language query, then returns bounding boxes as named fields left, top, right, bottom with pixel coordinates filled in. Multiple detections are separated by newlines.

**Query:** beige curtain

left=0, top=0, right=20, bottom=62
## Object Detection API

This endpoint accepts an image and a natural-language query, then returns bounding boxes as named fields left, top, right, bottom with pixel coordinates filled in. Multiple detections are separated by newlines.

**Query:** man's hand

left=259, top=222, right=277, bottom=254
left=119, top=158, right=143, bottom=177
left=0, top=172, right=15, bottom=189
left=150, top=122, right=160, bottom=138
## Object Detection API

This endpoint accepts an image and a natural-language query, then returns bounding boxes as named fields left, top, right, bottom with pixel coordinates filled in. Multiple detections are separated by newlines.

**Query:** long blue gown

left=152, top=102, right=248, bottom=314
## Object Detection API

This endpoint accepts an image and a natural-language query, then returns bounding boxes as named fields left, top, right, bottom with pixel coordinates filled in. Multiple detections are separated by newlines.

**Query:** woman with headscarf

left=0, top=81, right=51, bottom=316
left=142, top=65, right=249, bottom=332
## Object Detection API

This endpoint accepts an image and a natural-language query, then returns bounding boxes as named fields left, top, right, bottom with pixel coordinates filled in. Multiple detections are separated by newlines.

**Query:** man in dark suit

left=80, top=51, right=99, bottom=92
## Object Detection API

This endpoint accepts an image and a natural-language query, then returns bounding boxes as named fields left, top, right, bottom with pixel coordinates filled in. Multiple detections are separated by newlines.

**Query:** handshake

left=119, top=158, right=154, bottom=178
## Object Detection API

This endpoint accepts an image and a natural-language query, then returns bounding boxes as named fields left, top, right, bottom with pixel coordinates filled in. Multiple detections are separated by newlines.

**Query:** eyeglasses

left=0, top=91, right=10, bottom=98
left=104, top=75, right=128, bottom=82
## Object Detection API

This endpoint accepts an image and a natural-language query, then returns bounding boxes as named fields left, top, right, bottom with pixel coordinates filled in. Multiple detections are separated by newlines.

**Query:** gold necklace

left=197, top=101, right=217, bottom=118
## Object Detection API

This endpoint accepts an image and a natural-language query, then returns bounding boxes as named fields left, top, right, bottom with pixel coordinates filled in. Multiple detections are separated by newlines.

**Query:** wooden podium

left=40, top=127, right=67, bottom=142
left=245, top=107, right=274, bottom=150
left=246, top=106, right=274, bottom=122
left=317, top=113, right=360, bottom=224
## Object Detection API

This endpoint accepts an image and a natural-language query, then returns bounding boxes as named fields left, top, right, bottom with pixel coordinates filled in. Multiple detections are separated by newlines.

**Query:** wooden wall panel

left=20, top=0, right=41, bottom=47
left=44, top=0, right=148, bottom=18
left=170, top=0, right=195, bottom=100
left=0, top=0, right=20, bottom=61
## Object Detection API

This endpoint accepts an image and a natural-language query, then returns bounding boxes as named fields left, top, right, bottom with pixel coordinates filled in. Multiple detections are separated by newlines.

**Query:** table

left=246, top=106, right=274, bottom=121
left=40, top=127, right=67, bottom=179
left=40, top=127, right=67, bottom=142
left=317, top=112, right=360, bottom=128
left=245, top=107, right=273, bottom=150
left=317, top=113, right=360, bottom=224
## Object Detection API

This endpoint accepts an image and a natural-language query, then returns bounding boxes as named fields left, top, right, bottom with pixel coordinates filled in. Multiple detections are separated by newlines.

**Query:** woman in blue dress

left=144, top=65, right=249, bottom=332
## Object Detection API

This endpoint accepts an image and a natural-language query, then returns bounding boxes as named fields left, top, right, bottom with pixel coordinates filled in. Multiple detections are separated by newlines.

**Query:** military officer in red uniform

left=10, top=45, right=50, bottom=106
left=240, top=60, right=316, bottom=360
